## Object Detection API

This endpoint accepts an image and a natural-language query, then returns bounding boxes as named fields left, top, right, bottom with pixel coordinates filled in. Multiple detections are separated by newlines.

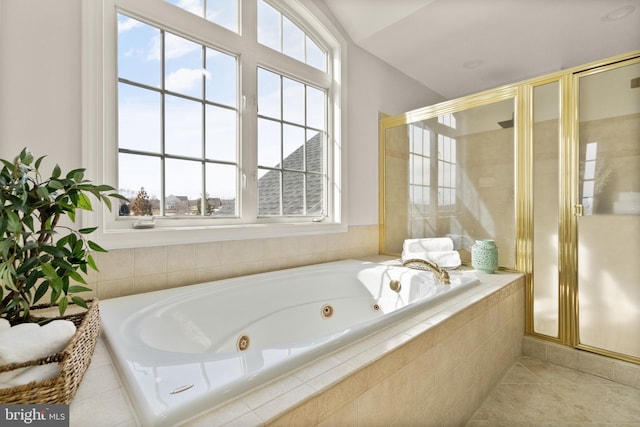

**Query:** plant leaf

left=87, top=254, right=98, bottom=271
left=77, top=193, right=93, bottom=211
left=58, top=297, right=68, bottom=316
left=34, top=281, right=49, bottom=303
left=71, top=296, right=88, bottom=309
left=69, top=285, right=92, bottom=293
left=87, top=240, right=107, bottom=253
left=78, top=226, right=98, bottom=234
left=6, top=211, right=21, bottom=233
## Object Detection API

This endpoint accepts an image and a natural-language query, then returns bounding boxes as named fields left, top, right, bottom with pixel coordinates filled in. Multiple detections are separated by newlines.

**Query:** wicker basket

left=0, top=298, right=100, bottom=404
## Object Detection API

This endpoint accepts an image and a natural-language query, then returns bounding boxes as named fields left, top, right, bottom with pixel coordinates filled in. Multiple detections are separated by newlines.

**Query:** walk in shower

left=380, top=51, right=640, bottom=364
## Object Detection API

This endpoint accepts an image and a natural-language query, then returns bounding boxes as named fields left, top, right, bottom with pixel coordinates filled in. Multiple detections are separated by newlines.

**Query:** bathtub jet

left=100, top=259, right=479, bottom=427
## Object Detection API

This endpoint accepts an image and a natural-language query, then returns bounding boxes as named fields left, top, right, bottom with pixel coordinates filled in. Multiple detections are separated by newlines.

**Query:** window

left=409, top=123, right=432, bottom=237
left=408, top=114, right=458, bottom=237
left=437, top=134, right=457, bottom=212
left=257, top=0, right=326, bottom=71
left=117, top=16, right=239, bottom=217
left=257, top=68, right=326, bottom=216
left=82, top=0, right=346, bottom=247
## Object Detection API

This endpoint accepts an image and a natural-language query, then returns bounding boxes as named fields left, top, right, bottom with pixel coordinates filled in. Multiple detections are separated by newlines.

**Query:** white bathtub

left=100, top=259, right=480, bottom=427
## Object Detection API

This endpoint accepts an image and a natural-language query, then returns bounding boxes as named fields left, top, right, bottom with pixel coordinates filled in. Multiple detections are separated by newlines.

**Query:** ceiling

left=323, top=0, right=640, bottom=100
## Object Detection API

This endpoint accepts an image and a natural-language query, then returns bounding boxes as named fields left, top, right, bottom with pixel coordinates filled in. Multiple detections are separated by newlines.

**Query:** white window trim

left=81, top=0, right=348, bottom=249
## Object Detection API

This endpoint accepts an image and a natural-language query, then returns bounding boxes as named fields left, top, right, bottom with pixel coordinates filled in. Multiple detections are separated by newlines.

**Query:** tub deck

left=70, top=257, right=524, bottom=427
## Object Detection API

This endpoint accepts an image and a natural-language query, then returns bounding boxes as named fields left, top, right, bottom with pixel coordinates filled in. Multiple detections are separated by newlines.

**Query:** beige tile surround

left=87, top=225, right=379, bottom=300
left=69, top=261, right=525, bottom=427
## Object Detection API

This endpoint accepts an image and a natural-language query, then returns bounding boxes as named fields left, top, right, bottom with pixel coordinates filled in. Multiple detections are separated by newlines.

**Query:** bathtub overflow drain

left=321, top=304, right=334, bottom=318
left=237, top=334, right=250, bottom=351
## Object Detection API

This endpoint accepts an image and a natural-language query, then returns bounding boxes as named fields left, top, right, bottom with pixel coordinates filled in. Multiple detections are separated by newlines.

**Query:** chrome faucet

left=401, top=258, right=451, bottom=285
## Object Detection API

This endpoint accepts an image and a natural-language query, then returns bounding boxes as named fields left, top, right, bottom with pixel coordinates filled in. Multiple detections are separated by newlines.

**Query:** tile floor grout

left=466, top=356, right=640, bottom=426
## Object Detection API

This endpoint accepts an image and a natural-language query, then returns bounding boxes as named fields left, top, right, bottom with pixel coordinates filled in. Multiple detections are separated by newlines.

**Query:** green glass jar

left=471, top=239, right=499, bottom=273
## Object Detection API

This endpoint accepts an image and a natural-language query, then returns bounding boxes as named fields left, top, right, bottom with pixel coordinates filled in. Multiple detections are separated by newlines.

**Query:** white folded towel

left=0, top=320, right=76, bottom=383
left=0, top=319, right=10, bottom=331
left=402, top=238, right=454, bottom=255
left=404, top=251, right=461, bottom=269
left=2, top=364, right=61, bottom=387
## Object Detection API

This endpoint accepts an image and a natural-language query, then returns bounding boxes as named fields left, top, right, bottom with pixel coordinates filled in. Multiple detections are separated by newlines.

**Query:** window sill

left=91, top=220, right=349, bottom=249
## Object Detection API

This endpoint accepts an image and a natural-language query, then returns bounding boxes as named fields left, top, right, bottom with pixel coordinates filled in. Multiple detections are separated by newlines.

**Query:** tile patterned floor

left=467, top=356, right=640, bottom=426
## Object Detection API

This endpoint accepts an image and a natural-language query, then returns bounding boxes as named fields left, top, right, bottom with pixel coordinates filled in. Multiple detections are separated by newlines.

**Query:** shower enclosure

left=380, top=51, right=640, bottom=364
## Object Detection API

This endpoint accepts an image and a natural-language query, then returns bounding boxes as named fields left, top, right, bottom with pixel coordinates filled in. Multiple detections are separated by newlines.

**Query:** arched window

left=82, top=0, right=346, bottom=247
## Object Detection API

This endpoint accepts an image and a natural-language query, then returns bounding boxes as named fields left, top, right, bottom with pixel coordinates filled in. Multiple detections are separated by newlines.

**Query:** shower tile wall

left=86, top=225, right=379, bottom=300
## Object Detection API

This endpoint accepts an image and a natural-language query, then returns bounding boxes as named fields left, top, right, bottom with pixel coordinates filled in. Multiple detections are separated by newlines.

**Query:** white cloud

left=118, top=16, right=142, bottom=34
left=166, top=68, right=211, bottom=93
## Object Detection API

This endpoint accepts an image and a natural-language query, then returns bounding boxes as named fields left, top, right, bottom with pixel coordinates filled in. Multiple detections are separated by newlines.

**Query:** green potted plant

left=0, top=148, right=124, bottom=403
left=0, top=148, right=123, bottom=324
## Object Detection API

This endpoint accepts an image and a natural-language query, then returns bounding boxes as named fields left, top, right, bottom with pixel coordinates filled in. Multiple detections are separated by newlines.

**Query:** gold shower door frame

left=561, top=56, right=640, bottom=364
left=379, top=50, right=640, bottom=365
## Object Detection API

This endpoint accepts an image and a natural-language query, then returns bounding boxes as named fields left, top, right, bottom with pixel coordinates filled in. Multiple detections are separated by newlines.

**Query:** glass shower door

left=577, top=60, right=640, bottom=360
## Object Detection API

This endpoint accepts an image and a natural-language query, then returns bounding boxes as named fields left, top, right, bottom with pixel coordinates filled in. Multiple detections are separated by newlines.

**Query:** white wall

left=0, top=0, right=82, bottom=172
left=346, top=44, right=443, bottom=224
left=0, top=0, right=441, bottom=229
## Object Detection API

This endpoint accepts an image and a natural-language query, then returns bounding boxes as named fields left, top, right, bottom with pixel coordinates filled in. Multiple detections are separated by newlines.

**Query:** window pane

left=258, top=68, right=281, bottom=119
left=206, top=105, right=236, bottom=162
left=306, top=36, right=326, bottom=71
left=165, top=0, right=203, bottom=16
left=411, top=155, right=422, bottom=184
left=443, top=162, right=451, bottom=187
left=165, top=0, right=238, bottom=33
left=283, top=171, right=304, bottom=215
left=257, top=0, right=280, bottom=51
left=118, top=83, right=161, bottom=153
left=283, top=124, right=304, bottom=171
left=206, top=0, right=238, bottom=32
left=307, top=173, right=323, bottom=215
left=282, top=16, right=304, bottom=62
left=306, top=86, right=325, bottom=130
left=306, top=131, right=323, bottom=173
left=118, top=15, right=161, bottom=88
left=165, top=95, right=203, bottom=157
left=423, top=157, right=430, bottom=185
left=165, top=158, right=202, bottom=215
left=258, top=118, right=281, bottom=168
left=283, top=77, right=304, bottom=125
left=584, top=160, right=596, bottom=180
left=205, top=48, right=237, bottom=107
left=119, top=153, right=161, bottom=216
left=165, top=33, right=203, bottom=98
left=205, top=163, right=237, bottom=216
left=258, top=169, right=281, bottom=215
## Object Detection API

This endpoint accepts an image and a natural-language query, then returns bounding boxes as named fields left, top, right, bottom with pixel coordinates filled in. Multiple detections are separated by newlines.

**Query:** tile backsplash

left=88, top=225, right=379, bottom=300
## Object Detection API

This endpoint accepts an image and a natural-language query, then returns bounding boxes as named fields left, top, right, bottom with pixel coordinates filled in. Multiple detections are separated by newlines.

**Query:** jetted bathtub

left=100, top=259, right=480, bottom=426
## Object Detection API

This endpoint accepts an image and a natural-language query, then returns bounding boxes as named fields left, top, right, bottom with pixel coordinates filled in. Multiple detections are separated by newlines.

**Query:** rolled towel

left=0, top=318, right=10, bottom=331
left=402, top=238, right=454, bottom=256
left=425, top=251, right=462, bottom=269
left=402, top=250, right=461, bottom=269
left=0, top=320, right=75, bottom=382
left=0, top=323, right=41, bottom=382
left=6, top=364, right=61, bottom=386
